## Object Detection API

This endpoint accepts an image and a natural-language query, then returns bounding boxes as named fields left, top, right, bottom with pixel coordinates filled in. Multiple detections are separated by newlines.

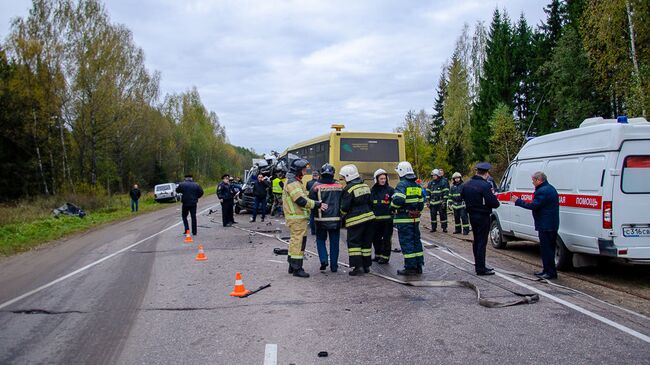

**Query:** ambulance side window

left=500, top=164, right=515, bottom=192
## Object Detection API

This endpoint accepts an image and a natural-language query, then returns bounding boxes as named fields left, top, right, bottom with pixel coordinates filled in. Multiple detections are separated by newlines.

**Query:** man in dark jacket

left=217, top=174, right=237, bottom=227
left=461, top=163, right=500, bottom=276
left=176, top=175, right=204, bottom=235
left=251, top=174, right=271, bottom=223
left=340, top=164, right=375, bottom=276
left=309, top=164, right=342, bottom=272
left=371, top=169, right=395, bottom=264
left=511, top=171, right=560, bottom=279
left=130, top=184, right=141, bottom=213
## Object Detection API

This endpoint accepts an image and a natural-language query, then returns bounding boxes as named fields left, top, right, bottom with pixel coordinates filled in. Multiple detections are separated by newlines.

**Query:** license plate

left=623, top=227, right=650, bottom=237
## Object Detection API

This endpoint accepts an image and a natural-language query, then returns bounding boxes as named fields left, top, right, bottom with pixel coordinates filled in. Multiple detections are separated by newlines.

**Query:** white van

left=154, top=183, right=180, bottom=202
left=491, top=117, right=650, bottom=269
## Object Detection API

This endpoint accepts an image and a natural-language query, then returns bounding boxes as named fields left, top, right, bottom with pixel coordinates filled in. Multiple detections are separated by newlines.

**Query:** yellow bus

left=280, top=124, right=406, bottom=185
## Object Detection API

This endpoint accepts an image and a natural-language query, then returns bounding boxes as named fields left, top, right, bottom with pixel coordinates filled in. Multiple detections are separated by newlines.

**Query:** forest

left=0, top=0, right=257, bottom=200
left=398, top=0, right=649, bottom=179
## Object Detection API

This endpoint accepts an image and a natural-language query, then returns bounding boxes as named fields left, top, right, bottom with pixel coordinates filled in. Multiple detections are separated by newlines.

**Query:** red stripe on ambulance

left=496, top=192, right=602, bottom=210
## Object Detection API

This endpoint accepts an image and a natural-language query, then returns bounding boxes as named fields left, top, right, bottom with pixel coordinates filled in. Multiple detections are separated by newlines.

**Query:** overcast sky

left=1, top=1, right=548, bottom=153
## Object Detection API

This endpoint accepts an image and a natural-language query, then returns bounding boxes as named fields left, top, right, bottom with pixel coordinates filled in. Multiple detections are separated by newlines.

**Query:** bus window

left=340, top=138, right=399, bottom=162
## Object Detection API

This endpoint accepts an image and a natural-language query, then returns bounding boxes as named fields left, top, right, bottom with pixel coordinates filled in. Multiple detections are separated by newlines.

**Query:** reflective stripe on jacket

left=340, top=179, right=375, bottom=227
left=283, top=174, right=317, bottom=220
left=391, top=177, right=424, bottom=224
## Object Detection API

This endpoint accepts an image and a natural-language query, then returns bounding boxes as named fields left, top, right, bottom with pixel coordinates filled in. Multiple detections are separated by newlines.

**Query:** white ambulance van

left=491, top=117, right=650, bottom=269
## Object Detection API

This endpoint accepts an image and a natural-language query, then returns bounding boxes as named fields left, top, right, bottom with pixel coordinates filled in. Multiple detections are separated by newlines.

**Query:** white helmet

left=374, top=168, right=388, bottom=182
left=339, top=164, right=360, bottom=182
left=431, top=169, right=440, bottom=176
left=452, top=172, right=462, bottom=179
left=395, top=161, right=414, bottom=178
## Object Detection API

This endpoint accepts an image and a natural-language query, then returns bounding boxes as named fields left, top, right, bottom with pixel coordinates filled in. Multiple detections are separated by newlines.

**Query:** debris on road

left=52, top=203, right=86, bottom=218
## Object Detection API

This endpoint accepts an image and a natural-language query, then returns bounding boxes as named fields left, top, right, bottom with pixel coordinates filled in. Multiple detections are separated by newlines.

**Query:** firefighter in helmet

left=340, top=164, right=376, bottom=276
left=448, top=172, right=470, bottom=235
left=391, top=161, right=425, bottom=276
left=283, top=158, right=328, bottom=278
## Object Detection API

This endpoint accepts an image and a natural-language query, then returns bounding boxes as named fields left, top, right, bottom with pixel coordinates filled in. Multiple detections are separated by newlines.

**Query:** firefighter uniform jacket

left=340, top=178, right=375, bottom=227
left=308, top=176, right=343, bottom=230
left=391, top=177, right=425, bottom=224
left=426, top=178, right=449, bottom=206
left=371, top=184, right=395, bottom=221
left=283, top=173, right=320, bottom=220
left=448, top=181, right=466, bottom=208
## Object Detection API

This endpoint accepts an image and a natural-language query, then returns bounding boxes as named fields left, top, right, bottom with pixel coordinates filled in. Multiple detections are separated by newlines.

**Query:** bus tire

left=555, top=236, right=573, bottom=271
left=490, top=218, right=507, bottom=249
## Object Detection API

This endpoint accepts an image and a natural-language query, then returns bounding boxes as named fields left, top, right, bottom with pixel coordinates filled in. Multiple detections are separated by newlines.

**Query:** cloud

left=0, top=0, right=549, bottom=153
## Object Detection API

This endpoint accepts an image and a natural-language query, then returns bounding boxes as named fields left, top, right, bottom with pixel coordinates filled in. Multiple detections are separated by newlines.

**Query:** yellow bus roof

left=281, top=130, right=403, bottom=156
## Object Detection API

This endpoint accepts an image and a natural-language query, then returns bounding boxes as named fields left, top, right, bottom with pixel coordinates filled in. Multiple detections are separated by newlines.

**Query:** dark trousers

left=452, top=205, right=470, bottom=233
left=396, top=222, right=424, bottom=269
left=252, top=196, right=267, bottom=221
left=316, top=227, right=340, bottom=271
left=346, top=221, right=374, bottom=269
left=429, top=202, right=447, bottom=230
left=469, top=212, right=490, bottom=273
left=131, top=199, right=139, bottom=212
left=309, top=210, right=316, bottom=235
left=372, top=219, right=393, bottom=260
left=539, top=230, right=558, bottom=276
left=221, top=198, right=234, bottom=226
left=182, top=204, right=197, bottom=235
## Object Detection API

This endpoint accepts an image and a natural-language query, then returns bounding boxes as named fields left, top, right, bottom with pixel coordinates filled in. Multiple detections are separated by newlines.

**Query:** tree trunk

left=625, top=0, right=645, bottom=116
left=32, top=110, right=49, bottom=195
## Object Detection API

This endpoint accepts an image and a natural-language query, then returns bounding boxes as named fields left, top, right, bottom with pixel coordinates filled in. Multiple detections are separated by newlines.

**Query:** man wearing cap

left=461, top=163, right=500, bottom=275
left=176, top=174, right=204, bottom=235
left=217, top=174, right=237, bottom=227
left=426, top=169, right=449, bottom=232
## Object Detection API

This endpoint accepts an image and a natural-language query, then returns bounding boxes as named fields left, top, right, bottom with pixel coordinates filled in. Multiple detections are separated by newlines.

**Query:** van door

left=511, top=160, right=544, bottom=238
left=613, top=141, right=650, bottom=258
left=494, top=163, right=516, bottom=233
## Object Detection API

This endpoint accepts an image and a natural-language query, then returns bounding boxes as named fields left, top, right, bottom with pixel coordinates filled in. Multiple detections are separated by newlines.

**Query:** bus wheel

left=490, top=219, right=507, bottom=249
left=555, top=236, right=573, bottom=271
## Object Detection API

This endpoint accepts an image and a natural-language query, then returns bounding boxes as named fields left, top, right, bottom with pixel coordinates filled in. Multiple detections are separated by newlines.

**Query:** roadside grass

left=0, top=183, right=217, bottom=256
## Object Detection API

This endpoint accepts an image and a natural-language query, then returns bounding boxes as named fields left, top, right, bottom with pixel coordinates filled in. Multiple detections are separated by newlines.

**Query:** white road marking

left=421, top=238, right=650, bottom=344
left=266, top=259, right=284, bottom=264
left=264, top=344, right=278, bottom=365
left=0, top=206, right=213, bottom=311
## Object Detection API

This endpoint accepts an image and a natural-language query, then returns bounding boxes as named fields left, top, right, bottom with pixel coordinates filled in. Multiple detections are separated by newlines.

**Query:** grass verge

left=0, top=184, right=216, bottom=256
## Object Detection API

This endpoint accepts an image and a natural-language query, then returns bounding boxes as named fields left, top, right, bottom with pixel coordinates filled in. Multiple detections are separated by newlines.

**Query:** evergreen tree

left=489, top=103, right=523, bottom=178
left=430, top=66, right=447, bottom=144
left=470, top=8, right=514, bottom=161
left=512, top=14, right=535, bottom=127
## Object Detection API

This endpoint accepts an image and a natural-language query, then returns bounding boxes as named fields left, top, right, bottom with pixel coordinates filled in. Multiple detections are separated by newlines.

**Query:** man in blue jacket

left=176, top=174, right=204, bottom=235
left=511, top=171, right=560, bottom=279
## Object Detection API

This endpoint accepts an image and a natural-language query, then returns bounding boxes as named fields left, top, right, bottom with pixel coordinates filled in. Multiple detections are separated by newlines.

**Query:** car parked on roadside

left=154, top=183, right=180, bottom=202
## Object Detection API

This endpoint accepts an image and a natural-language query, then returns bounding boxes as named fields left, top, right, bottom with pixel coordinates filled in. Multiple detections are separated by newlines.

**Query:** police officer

left=426, top=169, right=449, bottom=232
left=448, top=172, right=470, bottom=235
left=284, top=159, right=328, bottom=278
left=217, top=174, right=236, bottom=227
left=308, top=164, right=343, bottom=272
left=340, top=164, right=376, bottom=276
left=177, top=174, right=204, bottom=234
left=370, top=169, right=395, bottom=264
left=461, top=162, right=500, bottom=275
left=391, top=161, right=425, bottom=276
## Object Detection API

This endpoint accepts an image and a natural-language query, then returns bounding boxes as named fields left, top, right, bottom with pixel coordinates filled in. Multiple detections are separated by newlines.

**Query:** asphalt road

left=1, top=198, right=649, bottom=364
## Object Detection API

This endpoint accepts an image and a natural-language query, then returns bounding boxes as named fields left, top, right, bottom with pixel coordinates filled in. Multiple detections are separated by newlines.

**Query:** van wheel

left=555, top=236, right=573, bottom=271
left=235, top=205, right=241, bottom=214
left=490, top=219, right=507, bottom=249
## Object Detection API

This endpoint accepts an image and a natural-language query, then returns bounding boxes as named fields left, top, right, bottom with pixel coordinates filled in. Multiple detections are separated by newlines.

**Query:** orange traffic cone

left=195, top=244, right=207, bottom=261
left=229, top=272, right=251, bottom=297
left=184, top=230, right=193, bottom=243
